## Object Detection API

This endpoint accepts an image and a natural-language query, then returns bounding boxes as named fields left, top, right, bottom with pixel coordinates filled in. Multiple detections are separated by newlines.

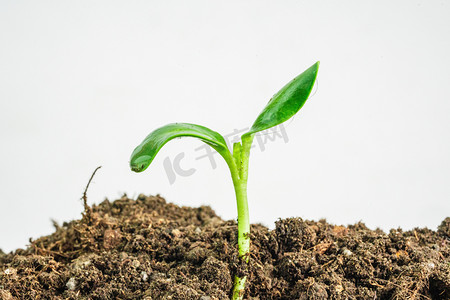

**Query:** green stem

left=227, top=135, right=254, bottom=300
left=232, top=276, right=247, bottom=300
left=232, top=165, right=249, bottom=260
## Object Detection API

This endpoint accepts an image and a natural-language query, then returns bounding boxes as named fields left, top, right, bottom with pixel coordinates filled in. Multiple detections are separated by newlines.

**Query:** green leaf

left=130, top=123, right=230, bottom=172
left=243, top=61, right=319, bottom=138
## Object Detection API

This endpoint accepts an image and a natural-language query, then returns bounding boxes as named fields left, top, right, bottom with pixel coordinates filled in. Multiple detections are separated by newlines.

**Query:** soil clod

left=0, top=195, right=449, bottom=299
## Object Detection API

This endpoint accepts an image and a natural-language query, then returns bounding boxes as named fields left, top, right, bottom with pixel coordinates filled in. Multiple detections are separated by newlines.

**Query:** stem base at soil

left=232, top=276, right=247, bottom=300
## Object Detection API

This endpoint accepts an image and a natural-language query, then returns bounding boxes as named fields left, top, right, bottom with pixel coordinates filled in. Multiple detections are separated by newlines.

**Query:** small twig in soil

left=81, top=166, right=102, bottom=222
left=414, top=230, right=420, bottom=241
left=370, top=278, right=432, bottom=300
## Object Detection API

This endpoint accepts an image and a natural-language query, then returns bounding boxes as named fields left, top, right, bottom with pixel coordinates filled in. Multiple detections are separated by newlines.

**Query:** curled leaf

left=130, top=123, right=230, bottom=172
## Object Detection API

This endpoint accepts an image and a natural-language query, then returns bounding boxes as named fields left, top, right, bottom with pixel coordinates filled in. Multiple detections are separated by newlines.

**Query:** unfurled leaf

left=243, top=61, right=319, bottom=138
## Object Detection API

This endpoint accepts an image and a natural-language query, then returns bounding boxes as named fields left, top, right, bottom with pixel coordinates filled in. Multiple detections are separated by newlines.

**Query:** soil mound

left=1, top=195, right=449, bottom=299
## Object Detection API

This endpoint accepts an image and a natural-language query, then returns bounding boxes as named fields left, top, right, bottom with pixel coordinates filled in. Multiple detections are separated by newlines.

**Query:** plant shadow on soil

left=0, top=195, right=449, bottom=299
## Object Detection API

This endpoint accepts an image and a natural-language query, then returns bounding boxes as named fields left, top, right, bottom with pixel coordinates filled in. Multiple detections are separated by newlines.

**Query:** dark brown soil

left=1, top=195, right=449, bottom=299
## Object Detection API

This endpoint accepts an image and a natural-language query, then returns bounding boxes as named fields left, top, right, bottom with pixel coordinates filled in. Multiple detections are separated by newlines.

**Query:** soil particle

left=438, top=217, right=450, bottom=238
left=66, top=277, right=76, bottom=291
left=200, top=256, right=232, bottom=291
left=0, top=194, right=449, bottom=299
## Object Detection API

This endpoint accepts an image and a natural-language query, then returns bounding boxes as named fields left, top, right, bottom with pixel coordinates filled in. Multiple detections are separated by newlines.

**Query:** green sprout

left=129, top=62, right=319, bottom=299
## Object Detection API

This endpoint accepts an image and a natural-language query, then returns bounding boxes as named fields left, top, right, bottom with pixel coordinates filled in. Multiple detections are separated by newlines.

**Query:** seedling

left=129, top=62, right=319, bottom=299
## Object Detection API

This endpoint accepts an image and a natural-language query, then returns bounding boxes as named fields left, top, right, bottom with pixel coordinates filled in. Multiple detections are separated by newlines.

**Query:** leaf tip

left=130, top=154, right=152, bottom=173
left=310, top=61, right=320, bottom=74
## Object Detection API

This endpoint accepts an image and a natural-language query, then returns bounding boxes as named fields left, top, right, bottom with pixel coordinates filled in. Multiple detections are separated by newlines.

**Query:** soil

left=0, top=194, right=449, bottom=299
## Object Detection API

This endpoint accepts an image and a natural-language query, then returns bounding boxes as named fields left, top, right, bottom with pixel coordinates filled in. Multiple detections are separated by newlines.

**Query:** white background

left=1, top=1, right=449, bottom=253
